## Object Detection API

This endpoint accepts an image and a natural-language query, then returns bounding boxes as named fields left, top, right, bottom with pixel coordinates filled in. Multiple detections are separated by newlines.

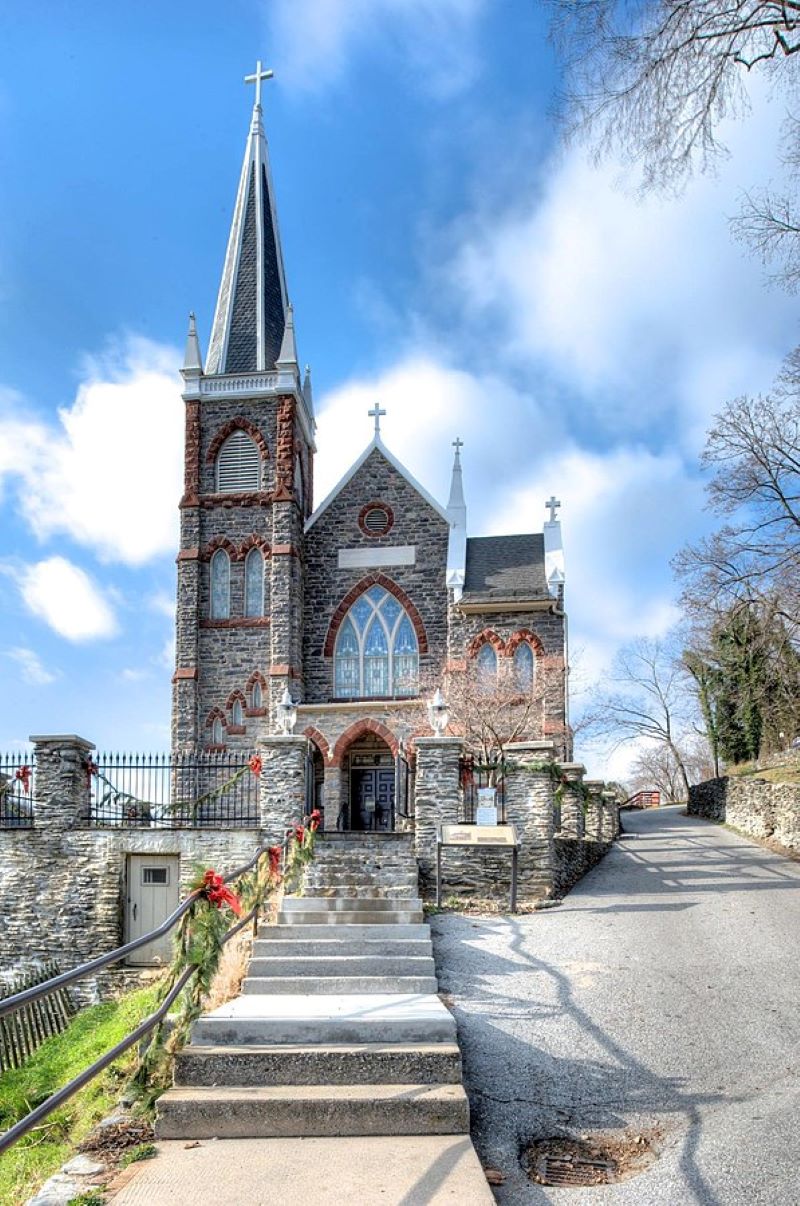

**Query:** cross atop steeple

left=368, top=404, right=386, bottom=437
left=244, top=60, right=274, bottom=108
left=452, top=437, right=464, bottom=455
left=546, top=495, right=561, bottom=523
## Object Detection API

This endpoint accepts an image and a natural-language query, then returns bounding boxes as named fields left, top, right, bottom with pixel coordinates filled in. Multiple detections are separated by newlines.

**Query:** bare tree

left=585, top=635, right=697, bottom=796
left=548, top=0, right=800, bottom=282
left=630, top=736, right=715, bottom=801
left=674, top=357, right=800, bottom=621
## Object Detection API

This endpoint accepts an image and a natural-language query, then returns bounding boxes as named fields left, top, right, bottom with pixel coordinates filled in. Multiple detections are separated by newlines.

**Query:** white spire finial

left=276, top=302, right=298, bottom=368
left=368, top=404, right=386, bottom=438
left=244, top=60, right=274, bottom=109
left=182, top=310, right=203, bottom=374
left=546, top=495, right=561, bottom=523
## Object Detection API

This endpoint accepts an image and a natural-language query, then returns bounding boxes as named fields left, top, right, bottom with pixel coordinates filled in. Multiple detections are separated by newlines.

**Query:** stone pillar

left=584, top=779, right=604, bottom=842
left=414, top=738, right=463, bottom=887
left=504, top=742, right=556, bottom=899
left=558, top=762, right=586, bottom=840
left=322, top=770, right=342, bottom=833
left=258, top=735, right=309, bottom=843
left=30, top=734, right=95, bottom=829
left=601, top=790, right=618, bottom=842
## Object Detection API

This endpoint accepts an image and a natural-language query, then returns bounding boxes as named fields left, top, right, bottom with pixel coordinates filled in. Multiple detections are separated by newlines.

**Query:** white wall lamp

left=428, top=687, right=450, bottom=738
left=277, top=687, right=298, bottom=735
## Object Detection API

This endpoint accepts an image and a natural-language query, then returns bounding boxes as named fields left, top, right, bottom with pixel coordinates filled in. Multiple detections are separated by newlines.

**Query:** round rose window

left=359, top=503, right=393, bottom=537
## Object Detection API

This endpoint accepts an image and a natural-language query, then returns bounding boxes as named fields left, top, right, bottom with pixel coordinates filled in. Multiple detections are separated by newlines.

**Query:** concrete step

left=247, top=955, right=436, bottom=977
left=303, top=868, right=419, bottom=881
left=243, top=975, right=439, bottom=995
left=251, top=937, right=432, bottom=958
left=281, top=897, right=422, bottom=912
left=190, top=994, right=458, bottom=1046
left=278, top=909, right=425, bottom=926
left=302, top=885, right=420, bottom=899
left=174, top=1042, right=463, bottom=1086
left=155, top=1082, right=470, bottom=1139
left=256, top=923, right=430, bottom=942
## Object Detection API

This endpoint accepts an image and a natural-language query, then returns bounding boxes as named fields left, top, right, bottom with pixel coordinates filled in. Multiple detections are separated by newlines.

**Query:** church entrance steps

left=281, top=896, right=422, bottom=912
left=278, top=907, right=425, bottom=925
left=300, top=884, right=420, bottom=899
left=155, top=1082, right=470, bottom=1139
left=247, top=954, right=436, bottom=978
left=252, top=935, right=432, bottom=957
left=185, top=993, right=458, bottom=1045
left=255, top=922, right=429, bottom=941
left=174, top=1042, right=463, bottom=1086
left=243, top=974, right=439, bottom=994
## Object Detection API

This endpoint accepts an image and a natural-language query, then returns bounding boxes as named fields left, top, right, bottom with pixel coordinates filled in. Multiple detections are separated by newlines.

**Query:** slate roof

left=462, top=534, right=549, bottom=602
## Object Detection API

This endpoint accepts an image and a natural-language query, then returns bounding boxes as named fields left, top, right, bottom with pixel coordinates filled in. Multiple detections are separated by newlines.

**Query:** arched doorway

left=344, top=732, right=396, bottom=831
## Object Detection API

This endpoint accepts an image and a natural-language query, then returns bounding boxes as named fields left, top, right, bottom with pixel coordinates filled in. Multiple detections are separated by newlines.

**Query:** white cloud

left=269, top=0, right=487, bottom=97
left=120, top=667, right=149, bottom=683
left=17, top=557, right=118, bottom=641
left=0, top=336, right=183, bottom=566
left=5, top=646, right=58, bottom=686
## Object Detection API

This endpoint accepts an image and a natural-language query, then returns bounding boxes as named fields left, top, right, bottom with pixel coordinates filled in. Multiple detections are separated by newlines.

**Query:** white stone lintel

left=338, top=546, right=416, bottom=569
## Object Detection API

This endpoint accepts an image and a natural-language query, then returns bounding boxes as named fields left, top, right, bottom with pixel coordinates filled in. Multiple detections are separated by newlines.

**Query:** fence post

left=584, top=779, right=605, bottom=841
left=504, top=741, right=556, bottom=899
left=601, top=789, right=618, bottom=841
left=414, top=737, right=463, bottom=889
left=29, top=734, right=94, bottom=829
left=558, top=762, right=587, bottom=839
left=258, top=735, right=310, bottom=843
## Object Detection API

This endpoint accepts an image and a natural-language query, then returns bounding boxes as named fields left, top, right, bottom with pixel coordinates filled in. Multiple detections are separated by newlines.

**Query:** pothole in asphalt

left=524, top=1129, right=661, bottom=1187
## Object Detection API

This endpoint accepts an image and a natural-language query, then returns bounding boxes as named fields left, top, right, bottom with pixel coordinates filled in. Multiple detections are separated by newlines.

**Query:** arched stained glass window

left=476, top=642, right=497, bottom=689
left=211, top=717, right=224, bottom=745
left=244, top=548, right=264, bottom=617
left=334, top=587, right=419, bottom=698
left=514, top=642, right=535, bottom=691
left=251, top=680, right=263, bottom=709
left=231, top=699, right=244, bottom=727
left=210, top=550, right=230, bottom=619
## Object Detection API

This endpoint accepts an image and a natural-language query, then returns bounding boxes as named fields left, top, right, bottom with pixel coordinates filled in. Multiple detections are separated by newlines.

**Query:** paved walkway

left=432, top=807, right=800, bottom=1205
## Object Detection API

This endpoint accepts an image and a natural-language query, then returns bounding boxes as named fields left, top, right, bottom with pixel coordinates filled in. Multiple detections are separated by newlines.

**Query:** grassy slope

left=0, top=984, right=159, bottom=1205
left=727, top=760, right=800, bottom=785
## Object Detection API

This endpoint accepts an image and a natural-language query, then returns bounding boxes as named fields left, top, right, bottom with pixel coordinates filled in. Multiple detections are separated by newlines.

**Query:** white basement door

left=126, top=854, right=180, bottom=965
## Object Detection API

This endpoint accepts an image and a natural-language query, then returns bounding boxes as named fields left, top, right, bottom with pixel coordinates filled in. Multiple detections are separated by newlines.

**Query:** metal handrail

left=0, top=829, right=297, bottom=1155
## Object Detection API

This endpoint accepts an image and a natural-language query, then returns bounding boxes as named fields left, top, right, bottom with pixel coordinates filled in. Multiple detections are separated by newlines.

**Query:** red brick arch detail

left=323, top=574, right=428, bottom=658
left=206, top=417, right=270, bottom=465
left=303, top=726, right=331, bottom=762
left=204, top=706, right=226, bottom=729
left=504, top=629, right=546, bottom=659
left=467, top=629, right=506, bottom=658
left=246, top=670, right=267, bottom=692
left=225, top=689, right=247, bottom=711
left=239, top=535, right=271, bottom=557
left=202, top=536, right=239, bottom=562
left=330, top=719, right=399, bottom=768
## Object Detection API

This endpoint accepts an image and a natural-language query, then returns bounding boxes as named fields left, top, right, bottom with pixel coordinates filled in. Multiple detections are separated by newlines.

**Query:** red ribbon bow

left=202, top=869, right=242, bottom=915
left=308, top=808, right=321, bottom=832
left=15, top=765, right=31, bottom=794
left=267, top=845, right=283, bottom=881
left=248, top=755, right=263, bottom=778
left=294, top=823, right=306, bottom=845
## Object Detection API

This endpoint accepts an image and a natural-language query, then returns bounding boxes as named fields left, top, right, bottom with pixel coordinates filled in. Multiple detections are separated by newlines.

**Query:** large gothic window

left=244, top=548, right=264, bottom=617
left=210, top=550, right=230, bottom=619
left=216, top=430, right=260, bottom=492
left=334, top=586, right=419, bottom=698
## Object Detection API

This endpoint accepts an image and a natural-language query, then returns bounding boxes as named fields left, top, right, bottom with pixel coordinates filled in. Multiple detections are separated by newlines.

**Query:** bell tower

left=172, top=62, right=315, bottom=752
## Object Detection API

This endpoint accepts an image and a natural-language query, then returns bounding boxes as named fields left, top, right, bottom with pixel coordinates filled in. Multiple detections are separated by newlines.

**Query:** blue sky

left=0, top=1, right=798, bottom=775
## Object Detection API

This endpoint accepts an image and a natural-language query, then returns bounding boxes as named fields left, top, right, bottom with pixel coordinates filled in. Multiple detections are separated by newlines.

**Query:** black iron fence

left=0, top=752, right=35, bottom=829
left=89, top=751, right=260, bottom=829
left=459, top=754, right=507, bottom=823
left=0, top=962, right=74, bottom=1072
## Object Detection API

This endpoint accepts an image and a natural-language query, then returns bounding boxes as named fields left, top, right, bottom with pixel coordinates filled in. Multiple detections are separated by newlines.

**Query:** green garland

left=466, top=758, right=593, bottom=813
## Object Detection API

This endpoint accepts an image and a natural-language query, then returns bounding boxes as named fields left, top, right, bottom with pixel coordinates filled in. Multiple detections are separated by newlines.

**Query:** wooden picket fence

left=0, top=962, right=74, bottom=1072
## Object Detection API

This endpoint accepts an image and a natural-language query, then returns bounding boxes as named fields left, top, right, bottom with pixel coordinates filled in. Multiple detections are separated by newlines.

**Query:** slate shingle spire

left=206, top=67, right=289, bottom=375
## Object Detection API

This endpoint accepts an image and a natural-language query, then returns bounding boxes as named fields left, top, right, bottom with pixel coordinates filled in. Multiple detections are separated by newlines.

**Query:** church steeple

left=205, top=62, right=289, bottom=376
left=446, top=438, right=467, bottom=601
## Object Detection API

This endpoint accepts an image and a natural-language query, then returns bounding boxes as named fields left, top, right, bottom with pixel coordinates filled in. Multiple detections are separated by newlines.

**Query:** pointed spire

left=276, top=302, right=298, bottom=368
left=182, top=311, right=204, bottom=374
left=446, top=438, right=467, bottom=601
left=206, top=65, right=288, bottom=376
left=303, top=363, right=314, bottom=415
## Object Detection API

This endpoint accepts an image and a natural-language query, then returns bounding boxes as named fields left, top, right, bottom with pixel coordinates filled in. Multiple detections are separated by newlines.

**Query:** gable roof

left=462, top=534, right=549, bottom=602
left=305, top=436, right=449, bottom=531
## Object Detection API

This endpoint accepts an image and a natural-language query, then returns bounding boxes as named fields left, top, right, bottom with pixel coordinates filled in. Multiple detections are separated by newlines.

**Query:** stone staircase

left=155, top=835, right=470, bottom=1140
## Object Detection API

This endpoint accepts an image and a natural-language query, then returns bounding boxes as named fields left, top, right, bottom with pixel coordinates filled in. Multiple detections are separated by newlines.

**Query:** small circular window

left=359, top=502, right=393, bottom=538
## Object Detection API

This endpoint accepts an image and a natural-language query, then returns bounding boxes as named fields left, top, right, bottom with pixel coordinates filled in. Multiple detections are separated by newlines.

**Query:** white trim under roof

left=305, top=436, right=450, bottom=531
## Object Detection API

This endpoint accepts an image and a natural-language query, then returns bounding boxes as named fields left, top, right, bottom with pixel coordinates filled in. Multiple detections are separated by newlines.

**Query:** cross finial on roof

left=368, top=404, right=386, bottom=437
left=546, top=495, right=561, bottom=523
left=452, top=437, right=464, bottom=454
left=244, top=60, right=274, bottom=108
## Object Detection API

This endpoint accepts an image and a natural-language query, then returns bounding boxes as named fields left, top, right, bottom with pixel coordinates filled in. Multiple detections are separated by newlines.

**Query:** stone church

left=171, top=75, right=569, bottom=832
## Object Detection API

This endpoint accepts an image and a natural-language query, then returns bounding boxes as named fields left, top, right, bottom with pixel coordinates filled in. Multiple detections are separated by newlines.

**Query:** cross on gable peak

left=546, top=495, right=561, bottom=523
left=368, top=404, right=386, bottom=437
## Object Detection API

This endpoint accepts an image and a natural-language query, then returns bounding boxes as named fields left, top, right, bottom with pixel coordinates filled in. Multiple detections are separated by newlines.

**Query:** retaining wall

left=689, top=776, right=800, bottom=852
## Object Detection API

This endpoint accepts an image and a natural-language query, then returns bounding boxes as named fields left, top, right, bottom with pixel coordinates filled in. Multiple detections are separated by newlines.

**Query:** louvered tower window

left=216, top=430, right=260, bottom=492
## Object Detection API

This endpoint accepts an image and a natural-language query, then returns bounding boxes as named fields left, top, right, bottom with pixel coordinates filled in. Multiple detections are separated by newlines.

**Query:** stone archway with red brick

left=330, top=718, right=399, bottom=768
left=323, top=574, right=428, bottom=658
left=303, top=725, right=331, bottom=763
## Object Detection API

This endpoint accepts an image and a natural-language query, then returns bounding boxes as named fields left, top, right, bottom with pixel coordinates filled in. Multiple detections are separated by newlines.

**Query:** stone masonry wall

left=689, top=776, right=800, bottom=852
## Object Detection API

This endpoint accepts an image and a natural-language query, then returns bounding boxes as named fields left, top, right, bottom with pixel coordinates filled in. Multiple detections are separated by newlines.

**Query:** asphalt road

left=431, top=807, right=800, bottom=1205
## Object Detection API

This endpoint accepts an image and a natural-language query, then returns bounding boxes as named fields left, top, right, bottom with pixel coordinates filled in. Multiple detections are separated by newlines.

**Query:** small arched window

left=251, top=680, right=263, bottom=709
left=244, top=548, right=264, bottom=617
left=514, top=642, right=535, bottom=692
left=476, top=643, right=497, bottom=689
left=216, top=430, right=260, bottom=492
left=334, top=586, right=419, bottom=698
left=231, top=698, right=244, bottom=727
left=211, top=717, right=224, bottom=745
left=210, top=550, right=230, bottom=619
